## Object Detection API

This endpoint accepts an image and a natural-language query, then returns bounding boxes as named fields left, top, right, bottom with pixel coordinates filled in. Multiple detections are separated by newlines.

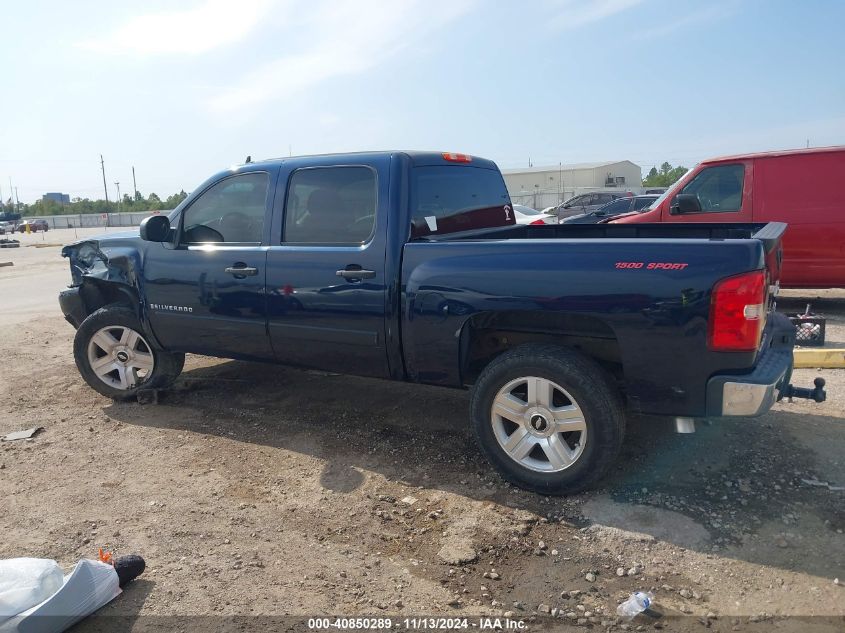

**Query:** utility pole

left=114, top=181, right=121, bottom=212
left=132, top=166, right=138, bottom=201
left=558, top=162, right=562, bottom=204
left=14, top=187, right=19, bottom=212
left=100, top=155, right=109, bottom=203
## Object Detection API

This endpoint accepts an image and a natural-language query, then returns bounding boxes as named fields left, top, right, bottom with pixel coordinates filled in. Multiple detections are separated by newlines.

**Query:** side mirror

left=670, top=193, right=702, bottom=215
left=140, top=215, right=172, bottom=242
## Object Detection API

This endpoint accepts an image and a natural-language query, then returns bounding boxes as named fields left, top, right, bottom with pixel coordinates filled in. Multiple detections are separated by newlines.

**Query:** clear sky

left=1, top=0, right=843, bottom=203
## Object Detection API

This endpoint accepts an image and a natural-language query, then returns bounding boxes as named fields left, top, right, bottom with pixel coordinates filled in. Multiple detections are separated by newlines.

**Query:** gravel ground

left=0, top=237, right=843, bottom=632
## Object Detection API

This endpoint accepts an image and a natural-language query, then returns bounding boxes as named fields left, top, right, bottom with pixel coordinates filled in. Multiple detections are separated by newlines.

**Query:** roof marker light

left=442, top=152, right=472, bottom=163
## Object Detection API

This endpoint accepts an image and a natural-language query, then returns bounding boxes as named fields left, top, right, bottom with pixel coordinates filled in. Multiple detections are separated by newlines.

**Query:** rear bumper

left=59, top=286, right=86, bottom=328
left=706, top=313, right=794, bottom=417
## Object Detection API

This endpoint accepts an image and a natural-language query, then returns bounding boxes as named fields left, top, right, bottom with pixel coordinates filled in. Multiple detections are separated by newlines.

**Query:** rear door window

left=678, top=164, right=745, bottom=212
left=284, top=166, right=376, bottom=244
left=410, top=166, right=512, bottom=238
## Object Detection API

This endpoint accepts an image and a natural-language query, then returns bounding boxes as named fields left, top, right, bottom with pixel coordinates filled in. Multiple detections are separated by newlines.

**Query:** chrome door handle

left=225, top=266, right=258, bottom=277
left=336, top=268, right=376, bottom=280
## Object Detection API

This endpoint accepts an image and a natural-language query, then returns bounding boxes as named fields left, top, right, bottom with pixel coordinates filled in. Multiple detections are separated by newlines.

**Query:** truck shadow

left=104, top=358, right=845, bottom=580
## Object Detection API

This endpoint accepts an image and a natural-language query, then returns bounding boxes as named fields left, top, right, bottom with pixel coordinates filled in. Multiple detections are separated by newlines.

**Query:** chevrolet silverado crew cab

left=59, top=151, right=825, bottom=494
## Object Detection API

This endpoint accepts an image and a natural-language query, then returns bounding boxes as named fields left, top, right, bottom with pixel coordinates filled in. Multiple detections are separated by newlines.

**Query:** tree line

left=642, top=162, right=688, bottom=188
left=1, top=190, right=189, bottom=217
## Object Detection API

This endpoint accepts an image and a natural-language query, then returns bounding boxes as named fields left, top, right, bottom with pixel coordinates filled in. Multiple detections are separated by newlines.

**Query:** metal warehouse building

left=502, top=160, right=643, bottom=210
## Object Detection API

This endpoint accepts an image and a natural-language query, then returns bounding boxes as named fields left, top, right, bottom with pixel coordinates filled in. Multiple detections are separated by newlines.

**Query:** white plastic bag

left=0, top=559, right=63, bottom=620
left=0, top=559, right=120, bottom=633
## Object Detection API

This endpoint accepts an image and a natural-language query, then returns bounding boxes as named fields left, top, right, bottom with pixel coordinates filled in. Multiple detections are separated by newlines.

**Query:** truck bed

left=401, top=222, right=786, bottom=416
left=428, top=222, right=785, bottom=255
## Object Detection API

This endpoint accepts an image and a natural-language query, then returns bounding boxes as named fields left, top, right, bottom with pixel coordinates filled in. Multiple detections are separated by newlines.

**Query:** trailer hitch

left=781, top=377, right=826, bottom=403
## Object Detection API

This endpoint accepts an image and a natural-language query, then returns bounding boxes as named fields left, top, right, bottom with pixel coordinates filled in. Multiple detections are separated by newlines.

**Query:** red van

left=613, top=146, right=845, bottom=288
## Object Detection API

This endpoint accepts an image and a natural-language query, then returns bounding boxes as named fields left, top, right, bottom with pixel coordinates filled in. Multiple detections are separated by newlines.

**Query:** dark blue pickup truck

left=59, top=151, right=824, bottom=494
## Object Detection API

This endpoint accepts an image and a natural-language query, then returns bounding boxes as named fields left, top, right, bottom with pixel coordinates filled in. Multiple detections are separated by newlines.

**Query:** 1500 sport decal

left=615, top=262, right=689, bottom=270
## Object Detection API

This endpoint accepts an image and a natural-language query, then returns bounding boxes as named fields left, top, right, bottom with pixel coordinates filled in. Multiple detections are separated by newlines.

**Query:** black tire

left=73, top=306, right=185, bottom=400
left=470, top=344, right=625, bottom=495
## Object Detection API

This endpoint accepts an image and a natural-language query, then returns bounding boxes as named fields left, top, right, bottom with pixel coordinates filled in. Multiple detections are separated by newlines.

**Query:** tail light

left=442, top=152, right=472, bottom=163
left=529, top=218, right=546, bottom=225
left=708, top=270, right=768, bottom=351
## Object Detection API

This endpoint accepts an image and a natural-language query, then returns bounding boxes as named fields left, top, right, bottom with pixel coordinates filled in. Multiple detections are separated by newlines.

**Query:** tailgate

left=753, top=222, right=786, bottom=316
left=752, top=222, right=785, bottom=287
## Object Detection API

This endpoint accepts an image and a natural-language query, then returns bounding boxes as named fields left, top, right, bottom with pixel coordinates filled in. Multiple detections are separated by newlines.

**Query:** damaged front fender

left=60, top=238, right=146, bottom=323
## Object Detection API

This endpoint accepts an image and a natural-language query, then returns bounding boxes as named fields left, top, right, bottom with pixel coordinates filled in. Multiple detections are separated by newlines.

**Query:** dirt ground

left=1, top=231, right=843, bottom=632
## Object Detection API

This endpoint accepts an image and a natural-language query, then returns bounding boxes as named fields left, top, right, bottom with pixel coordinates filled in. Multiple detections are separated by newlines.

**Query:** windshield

left=514, top=205, right=542, bottom=215
left=647, top=164, right=699, bottom=210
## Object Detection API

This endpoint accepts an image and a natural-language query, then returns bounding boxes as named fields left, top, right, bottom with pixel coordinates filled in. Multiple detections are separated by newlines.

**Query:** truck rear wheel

left=470, top=344, right=625, bottom=495
left=73, top=306, right=184, bottom=400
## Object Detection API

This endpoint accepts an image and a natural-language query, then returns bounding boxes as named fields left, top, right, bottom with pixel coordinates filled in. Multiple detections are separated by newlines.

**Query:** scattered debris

left=0, top=261, right=13, bottom=266
left=800, top=478, right=845, bottom=492
left=2, top=427, right=43, bottom=442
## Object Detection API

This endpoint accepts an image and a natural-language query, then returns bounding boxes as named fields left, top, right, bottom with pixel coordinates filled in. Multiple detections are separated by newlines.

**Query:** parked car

left=644, top=188, right=668, bottom=194
left=612, top=146, right=845, bottom=288
left=18, top=219, right=49, bottom=233
left=554, top=192, right=629, bottom=220
left=561, top=195, right=659, bottom=224
left=0, top=221, right=14, bottom=235
left=513, top=204, right=556, bottom=225
left=60, top=150, right=824, bottom=495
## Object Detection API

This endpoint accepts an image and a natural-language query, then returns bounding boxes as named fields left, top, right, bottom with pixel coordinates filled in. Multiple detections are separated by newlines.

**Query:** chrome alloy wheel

left=86, top=326, right=155, bottom=390
left=490, top=376, right=587, bottom=472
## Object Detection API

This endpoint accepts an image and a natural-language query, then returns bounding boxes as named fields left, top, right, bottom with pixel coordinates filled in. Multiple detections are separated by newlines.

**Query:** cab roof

left=703, top=144, right=845, bottom=164
left=242, top=150, right=499, bottom=170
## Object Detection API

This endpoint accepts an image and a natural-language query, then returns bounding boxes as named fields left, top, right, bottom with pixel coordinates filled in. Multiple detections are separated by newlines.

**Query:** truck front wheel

left=470, top=344, right=625, bottom=495
left=73, top=306, right=184, bottom=400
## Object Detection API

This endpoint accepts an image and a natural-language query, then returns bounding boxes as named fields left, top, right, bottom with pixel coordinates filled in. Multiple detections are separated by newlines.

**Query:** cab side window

left=182, top=173, right=269, bottom=243
left=284, top=167, right=376, bottom=244
left=678, top=164, right=745, bottom=212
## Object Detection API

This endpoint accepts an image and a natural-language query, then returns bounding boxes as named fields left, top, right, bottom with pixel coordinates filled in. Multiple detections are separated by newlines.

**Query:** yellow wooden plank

left=793, top=348, right=845, bottom=369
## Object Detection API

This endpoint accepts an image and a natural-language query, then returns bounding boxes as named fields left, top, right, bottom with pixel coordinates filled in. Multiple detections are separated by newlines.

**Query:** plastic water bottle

left=616, top=591, right=654, bottom=617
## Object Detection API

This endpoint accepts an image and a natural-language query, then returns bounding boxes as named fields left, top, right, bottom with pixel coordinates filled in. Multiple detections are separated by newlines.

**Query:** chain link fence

left=20, top=210, right=171, bottom=229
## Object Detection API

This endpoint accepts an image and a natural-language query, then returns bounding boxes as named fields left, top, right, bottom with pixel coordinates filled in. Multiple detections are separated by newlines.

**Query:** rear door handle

left=225, top=266, right=258, bottom=277
left=336, top=268, right=376, bottom=280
